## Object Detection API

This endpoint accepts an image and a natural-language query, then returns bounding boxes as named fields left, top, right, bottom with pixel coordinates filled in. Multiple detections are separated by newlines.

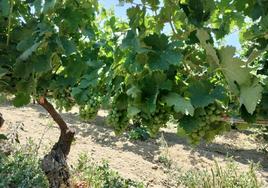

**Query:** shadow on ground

left=27, top=104, right=268, bottom=173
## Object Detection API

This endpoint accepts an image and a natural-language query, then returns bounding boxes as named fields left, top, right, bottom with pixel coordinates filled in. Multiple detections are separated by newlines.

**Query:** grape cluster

left=140, top=107, right=171, bottom=137
left=54, top=91, right=75, bottom=112
left=55, top=98, right=74, bottom=112
left=188, top=103, right=230, bottom=145
left=79, top=93, right=101, bottom=121
left=107, top=107, right=129, bottom=134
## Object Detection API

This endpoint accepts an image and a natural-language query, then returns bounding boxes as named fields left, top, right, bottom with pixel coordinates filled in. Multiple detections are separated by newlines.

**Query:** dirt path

left=0, top=103, right=268, bottom=187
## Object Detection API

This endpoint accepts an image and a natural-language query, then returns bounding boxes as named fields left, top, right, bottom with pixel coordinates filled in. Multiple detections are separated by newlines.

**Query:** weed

left=250, top=127, right=268, bottom=154
left=71, top=153, right=144, bottom=188
left=157, top=133, right=173, bottom=169
left=128, top=127, right=150, bottom=141
left=176, top=160, right=263, bottom=188
left=0, top=142, right=49, bottom=188
left=158, top=155, right=172, bottom=169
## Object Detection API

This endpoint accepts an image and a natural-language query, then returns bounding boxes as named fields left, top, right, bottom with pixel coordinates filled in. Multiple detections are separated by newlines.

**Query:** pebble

left=152, top=165, right=158, bottom=170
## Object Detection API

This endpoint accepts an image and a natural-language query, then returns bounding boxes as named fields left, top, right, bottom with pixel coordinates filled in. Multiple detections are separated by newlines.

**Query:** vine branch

left=38, top=96, right=75, bottom=155
left=6, top=0, right=14, bottom=47
left=169, top=19, right=177, bottom=35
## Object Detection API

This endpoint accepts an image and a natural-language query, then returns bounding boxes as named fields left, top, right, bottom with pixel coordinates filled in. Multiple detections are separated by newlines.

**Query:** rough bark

left=0, top=113, right=4, bottom=128
left=38, top=97, right=75, bottom=188
left=0, top=113, right=11, bottom=155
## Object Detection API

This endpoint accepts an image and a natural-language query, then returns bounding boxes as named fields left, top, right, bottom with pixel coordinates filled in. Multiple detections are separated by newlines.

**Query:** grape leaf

left=17, top=42, right=41, bottom=62
left=13, top=92, right=31, bottom=107
left=219, top=46, right=252, bottom=93
left=32, top=55, right=52, bottom=72
left=188, top=80, right=225, bottom=107
left=144, top=34, right=169, bottom=50
left=125, top=53, right=144, bottom=73
left=0, top=67, right=8, bottom=78
left=160, top=50, right=182, bottom=66
left=179, top=116, right=200, bottom=133
left=141, top=92, right=158, bottom=114
left=148, top=50, right=182, bottom=71
left=121, top=30, right=139, bottom=50
left=79, top=71, right=99, bottom=88
left=135, top=53, right=148, bottom=64
left=148, top=53, right=169, bottom=71
left=60, top=37, right=77, bottom=56
left=0, top=0, right=10, bottom=17
left=127, top=106, right=140, bottom=117
left=71, top=87, right=82, bottom=98
left=59, top=8, right=83, bottom=32
left=146, top=0, right=160, bottom=11
left=71, top=88, right=88, bottom=104
left=33, top=0, right=42, bottom=14
left=14, top=62, right=33, bottom=78
left=196, top=28, right=210, bottom=42
left=159, top=80, right=172, bottom=90
left=114, top=93, right=128, bottom=110
left=151, top=71, right=167, bottom=84
left=43, top=0, right=57, bottom=13
left=17, top=37, right=35, bottom=52
left=219, top=46, right=262, bottom=114
left=127, top=86, right=142, bottom=98
left=16, top=80, right=34, bottom=94
left=239, top=81, right=263, bottom=114
left=251, top=3, right=262, bottom=21
left=50, top=76, right=76, bottom=88
left=163, top=92, right=194, bottom=116
left=127, top=6, right=145, bottom=29
left=65, top=61, right=88, bottom=79
left=196, top=29, right=219, bottom=68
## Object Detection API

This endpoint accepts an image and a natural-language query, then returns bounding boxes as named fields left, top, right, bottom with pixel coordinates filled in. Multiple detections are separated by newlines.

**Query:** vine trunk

left=0, top=113, right=4, bottom=128
left=38, top=97, right=75, bottom=188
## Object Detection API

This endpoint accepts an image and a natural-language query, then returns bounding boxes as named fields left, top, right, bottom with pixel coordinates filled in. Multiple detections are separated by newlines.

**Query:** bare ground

left=0, top=103, right=268, bottom=187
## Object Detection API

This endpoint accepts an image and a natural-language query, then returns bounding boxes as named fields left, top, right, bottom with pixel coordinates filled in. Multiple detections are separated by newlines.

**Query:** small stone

left=148, top=178, right=154, bottom=183
left=152, top=165, right=158, bottom=170
left=163, top=169, right=169, bottom=173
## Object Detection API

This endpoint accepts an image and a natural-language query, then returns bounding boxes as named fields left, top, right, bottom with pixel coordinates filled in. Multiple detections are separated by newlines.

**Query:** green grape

left=207, top=110, right=213, bottom=115
left=209, top=105, right=216, bottom=111
left=199, top=130, right=205, bottom=137
left=139, top=106, right=171, bottom=137
left=185, top=102, right=230, bottom=145
left=215, top=109, right=221, bottom=115
left=203, top=131, right=216, bottom=142
left=199, top=122, right=206, bottom=127
left=107, top=106, right=129, bottom=134
left=52, top=89, right=76, bottom=112
left=192, top=133, right=198, bottom=139
left=79, top=92, right=101, bottom=121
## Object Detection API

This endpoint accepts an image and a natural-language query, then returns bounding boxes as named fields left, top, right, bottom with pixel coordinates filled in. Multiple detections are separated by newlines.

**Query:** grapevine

left=0, top=1, right=268, bottom=186
left=0, top=1, right=268, bottom=183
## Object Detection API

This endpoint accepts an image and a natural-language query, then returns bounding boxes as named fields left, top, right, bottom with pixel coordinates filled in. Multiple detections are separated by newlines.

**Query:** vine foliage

left=0, top=0, right=268, bottom=156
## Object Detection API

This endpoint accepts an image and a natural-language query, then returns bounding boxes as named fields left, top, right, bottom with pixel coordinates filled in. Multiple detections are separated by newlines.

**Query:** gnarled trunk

left=38, top=97, right=75, bottom=188
left=0, top=113, right=4, bottom=128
